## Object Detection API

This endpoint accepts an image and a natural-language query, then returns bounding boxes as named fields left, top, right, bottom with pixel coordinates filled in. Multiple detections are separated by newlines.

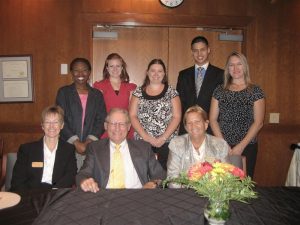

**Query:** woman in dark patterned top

left=129, top=59, right=181, bottom=170
left=209, top=51, right=265, bottom=178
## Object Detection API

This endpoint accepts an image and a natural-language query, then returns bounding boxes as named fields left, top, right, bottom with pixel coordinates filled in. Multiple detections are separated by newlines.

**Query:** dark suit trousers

left=151, top=143, right=169, bottom=171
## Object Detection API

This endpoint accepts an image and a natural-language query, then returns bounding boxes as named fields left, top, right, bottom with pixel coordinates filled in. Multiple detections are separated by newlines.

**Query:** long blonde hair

left=223, top=51, right=252, bottom=89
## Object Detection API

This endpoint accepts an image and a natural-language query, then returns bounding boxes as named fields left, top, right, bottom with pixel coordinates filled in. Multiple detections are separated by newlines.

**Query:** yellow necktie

left=109, top=144, right=125, bottom=188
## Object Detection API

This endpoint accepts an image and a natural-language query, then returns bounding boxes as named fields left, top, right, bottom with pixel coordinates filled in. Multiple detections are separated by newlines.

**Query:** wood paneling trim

left=260, top=124, right=300, bottom=134
left=0, top=123, right=43, bottom=133
left=83, top=12, right=253, bottom=28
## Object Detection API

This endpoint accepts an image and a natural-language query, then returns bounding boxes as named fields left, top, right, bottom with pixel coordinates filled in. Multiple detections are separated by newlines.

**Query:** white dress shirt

left=107, top=140, right=142, bottom=189
left=195, top=62, right=209, bottom=75
left=41, top=138, right=58, bottom=184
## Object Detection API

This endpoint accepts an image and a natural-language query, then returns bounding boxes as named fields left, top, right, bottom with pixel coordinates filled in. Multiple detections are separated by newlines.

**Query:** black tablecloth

left=1, top=187, right=300, bottom=225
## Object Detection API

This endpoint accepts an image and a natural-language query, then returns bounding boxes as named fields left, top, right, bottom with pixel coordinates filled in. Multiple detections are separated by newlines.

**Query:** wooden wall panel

left=0, top=132, right=43, bottom=153
left=255, top=125, right=299, bottom=186
left=82, top=0, right=248, bottom=16
left=168, top=28, right=242, bottom=87
left=92, top=27, right=169, bottom=85
left=0, top=0, right=80, bottom=124
left=246, top=0, right=300, bottom=126
left=93, top=27, right=242, bottom=88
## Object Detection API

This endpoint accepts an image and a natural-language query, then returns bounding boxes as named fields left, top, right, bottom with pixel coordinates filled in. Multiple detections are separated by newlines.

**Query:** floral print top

left=132, top=85, right=179, bottom=142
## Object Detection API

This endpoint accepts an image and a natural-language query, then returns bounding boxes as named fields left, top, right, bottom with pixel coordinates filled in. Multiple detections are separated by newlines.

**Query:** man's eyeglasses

left=106, top=121, right=128, bottom=129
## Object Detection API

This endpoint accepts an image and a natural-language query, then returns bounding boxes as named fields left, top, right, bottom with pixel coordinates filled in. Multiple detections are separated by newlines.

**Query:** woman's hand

left=143, top=134, right=156, bottom=146
left=85, top=139, right=93, bottom=145
left=154, top=136, right=166, bottom=148
left=74, top=140, right=87, bottom=154
left=229, top=144, right=244, bottom=155
left=146, top=136, right=166, bottom=148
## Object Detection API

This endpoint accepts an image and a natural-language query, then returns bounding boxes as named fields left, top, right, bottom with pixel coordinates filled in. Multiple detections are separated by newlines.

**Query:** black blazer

left=11, top=138, right=77, bottom=191
left=76, top=139, right=166, bottom=188
left=176, top=64, right=224, bottom=134
left=56, top=83, right=106, bottom=142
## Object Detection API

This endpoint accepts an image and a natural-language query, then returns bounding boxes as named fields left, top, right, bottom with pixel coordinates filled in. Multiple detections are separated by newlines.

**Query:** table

left=1, top=187, right=300, bottom=225
left=0, top=189, right=58, bottom=225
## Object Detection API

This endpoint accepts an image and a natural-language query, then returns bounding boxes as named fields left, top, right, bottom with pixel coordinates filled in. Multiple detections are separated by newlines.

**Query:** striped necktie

left=195, top=67, right=205, bottom=96
left=109, top=144, right=125, bottom=188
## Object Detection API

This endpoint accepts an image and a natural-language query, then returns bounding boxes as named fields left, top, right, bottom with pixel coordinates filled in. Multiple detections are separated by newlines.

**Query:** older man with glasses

left=76, top=108, right=166, bottom=193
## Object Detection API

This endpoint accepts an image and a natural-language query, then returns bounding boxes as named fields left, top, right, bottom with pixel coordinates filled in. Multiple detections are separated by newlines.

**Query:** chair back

left=228, top=155, right=247, bottom=175
left=5, top=153, right=17, bottom=191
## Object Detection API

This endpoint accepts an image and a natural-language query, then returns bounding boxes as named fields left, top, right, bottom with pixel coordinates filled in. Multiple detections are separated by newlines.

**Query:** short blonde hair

left=183, top=105, right=208, bottom=126
left=41, top=105, right=64, bottom=124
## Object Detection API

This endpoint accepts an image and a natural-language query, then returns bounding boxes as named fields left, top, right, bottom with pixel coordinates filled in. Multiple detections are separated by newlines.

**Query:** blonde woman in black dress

left=209, top=51, right=265, bottom=178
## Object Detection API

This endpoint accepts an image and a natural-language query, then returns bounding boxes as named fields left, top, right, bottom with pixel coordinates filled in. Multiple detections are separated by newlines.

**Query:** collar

left=109, top=139, right=127, bottom=149
left=195, top=62, right=209, bottom=71
left=43, top=136, right=58, bottom=153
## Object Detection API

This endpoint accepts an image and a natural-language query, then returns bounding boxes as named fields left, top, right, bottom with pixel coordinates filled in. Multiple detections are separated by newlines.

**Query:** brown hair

left=141, top=59, right=168, bottom=90
left=102, top=53, right=130, bottom=82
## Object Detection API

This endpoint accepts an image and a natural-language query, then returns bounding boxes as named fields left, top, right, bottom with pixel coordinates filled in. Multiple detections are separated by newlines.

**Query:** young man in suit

left=76, top=108, right=166, bottom=193
left=176, top=36, right=224, bottom=134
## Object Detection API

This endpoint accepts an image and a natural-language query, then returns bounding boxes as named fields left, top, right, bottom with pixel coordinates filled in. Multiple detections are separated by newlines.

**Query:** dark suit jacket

left=76, top=139, right=166, bottom=188
left=11, top=138, right=77, bottom=191
left=56, top=83, right=106, bottom=142
left=176, top=64, right=224, bottom=134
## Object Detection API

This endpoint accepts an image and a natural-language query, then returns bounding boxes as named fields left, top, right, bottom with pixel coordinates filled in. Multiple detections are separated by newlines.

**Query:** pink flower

left=230, top=167, right=246, bottom=179
left=200, top=162, right=213, bottom=174
left=188, top=162, right=213, bottom=181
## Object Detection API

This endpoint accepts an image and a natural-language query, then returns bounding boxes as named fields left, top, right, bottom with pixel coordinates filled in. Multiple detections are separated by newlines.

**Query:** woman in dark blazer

left=11, top=106, right=77, bottom=191
left=56, top=58, right=107, bottom=170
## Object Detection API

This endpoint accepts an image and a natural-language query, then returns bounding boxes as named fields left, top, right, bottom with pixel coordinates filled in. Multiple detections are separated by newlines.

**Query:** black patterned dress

left=213, top=84, right=265, bottom=177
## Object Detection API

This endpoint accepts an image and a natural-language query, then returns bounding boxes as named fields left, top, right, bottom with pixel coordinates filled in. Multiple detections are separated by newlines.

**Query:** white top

left=107, top=140, right=142, bottom=189
left=41, top=138, right=58, bottom=184
left=192, top=138, right=206, bottom=163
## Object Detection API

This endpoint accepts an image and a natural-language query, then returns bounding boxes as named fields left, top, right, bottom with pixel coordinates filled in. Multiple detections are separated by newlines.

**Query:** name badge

left=32, top=162, right=43, bottom=168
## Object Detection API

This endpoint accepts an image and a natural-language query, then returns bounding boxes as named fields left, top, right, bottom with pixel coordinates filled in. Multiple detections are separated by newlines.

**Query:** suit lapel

left=35, top=138, right=45, bottom=182
left=52, top=139, right=63, bottom=184
left=71, top=84, right=83, bottom=109
left=127, top=140, right=144, bottom=183
left=187, top=67, right=197, bottom=100
left=82, top=85, right=94, bottom=137
left=99, top=139, right=111, bottom=187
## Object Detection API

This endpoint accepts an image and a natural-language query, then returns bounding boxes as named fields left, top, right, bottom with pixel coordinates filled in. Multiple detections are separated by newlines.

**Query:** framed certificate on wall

left=0, top=55, right=34, bottom=103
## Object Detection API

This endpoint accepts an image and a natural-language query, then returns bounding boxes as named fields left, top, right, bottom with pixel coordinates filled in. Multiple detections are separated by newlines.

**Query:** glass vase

left=204, top=199, right=230, bottom=225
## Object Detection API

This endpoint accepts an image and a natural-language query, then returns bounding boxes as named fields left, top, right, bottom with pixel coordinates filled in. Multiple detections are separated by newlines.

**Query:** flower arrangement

left=164, top=161, right=257, bottom=222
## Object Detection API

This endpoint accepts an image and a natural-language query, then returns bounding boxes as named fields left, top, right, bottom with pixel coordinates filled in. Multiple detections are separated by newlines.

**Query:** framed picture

left=0, top=55, right=34, bottom=103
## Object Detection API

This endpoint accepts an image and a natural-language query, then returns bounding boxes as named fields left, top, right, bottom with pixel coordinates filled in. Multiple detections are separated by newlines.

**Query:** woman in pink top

left=94, top=53, right=137, bottom=138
